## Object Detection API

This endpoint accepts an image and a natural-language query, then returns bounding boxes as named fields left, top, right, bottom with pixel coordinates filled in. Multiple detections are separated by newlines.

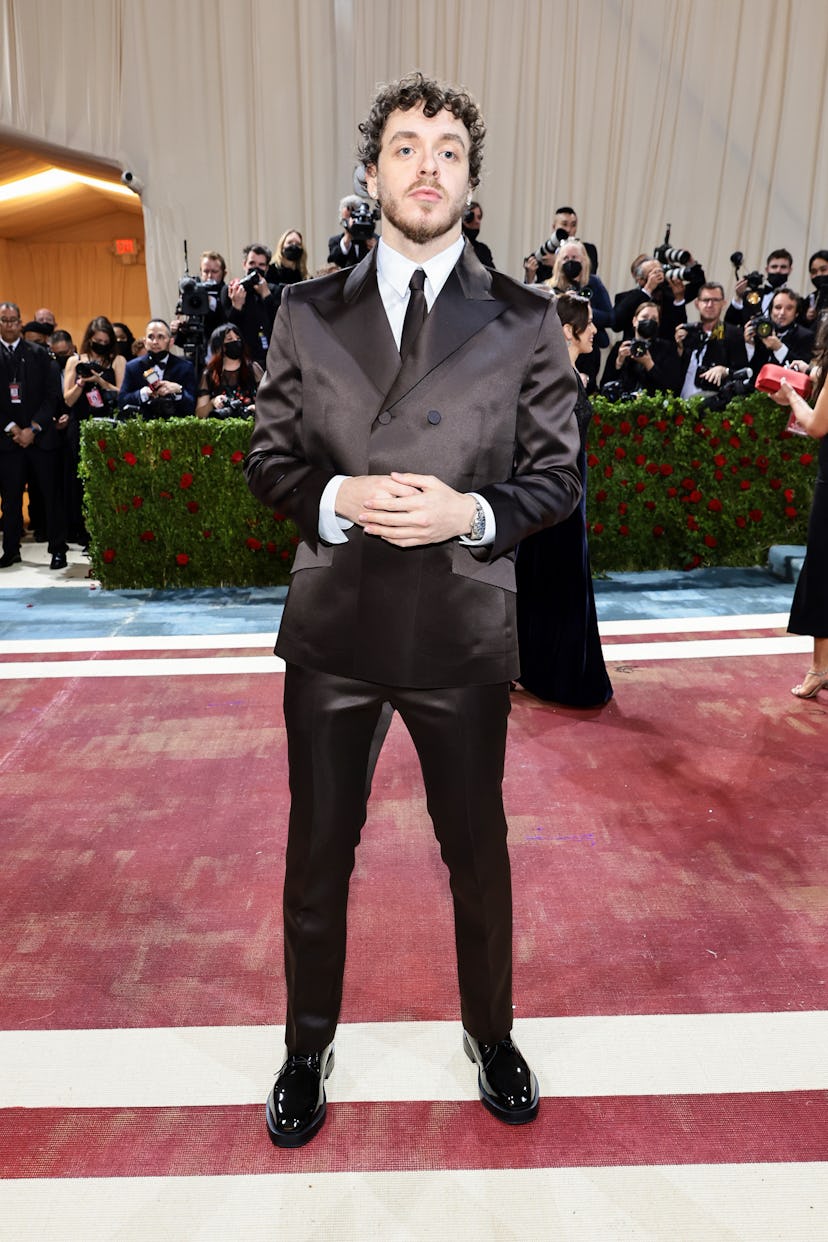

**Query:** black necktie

left=400, top=268, right=427, bottom=359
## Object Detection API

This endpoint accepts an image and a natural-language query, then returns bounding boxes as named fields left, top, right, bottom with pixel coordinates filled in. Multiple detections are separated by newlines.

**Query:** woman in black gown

left=515, top=291, right=613, bottom=707
left=771, top=315, right=828, bottom=698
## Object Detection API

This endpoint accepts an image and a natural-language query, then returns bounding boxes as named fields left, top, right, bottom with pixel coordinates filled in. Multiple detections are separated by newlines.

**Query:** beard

left=375, top=178, right=467, bottom=246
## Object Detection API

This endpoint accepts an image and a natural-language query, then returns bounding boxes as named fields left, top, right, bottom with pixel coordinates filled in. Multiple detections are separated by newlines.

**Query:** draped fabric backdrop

left=1, top=0, right=827, bottom=328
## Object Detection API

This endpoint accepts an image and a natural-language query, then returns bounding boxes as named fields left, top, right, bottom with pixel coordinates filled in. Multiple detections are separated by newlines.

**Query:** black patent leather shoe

left=49, top=552, right=68, bottom=570
left=0, top=550, right=22, bottom=568
left=266, top=1043, right=335, bottom=1148
left=463, top=1031, right=540, bottom=1124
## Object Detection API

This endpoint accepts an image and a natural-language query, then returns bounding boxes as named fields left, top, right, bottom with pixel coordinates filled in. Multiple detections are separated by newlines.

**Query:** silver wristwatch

left=467, top=498, right=486, bottom=542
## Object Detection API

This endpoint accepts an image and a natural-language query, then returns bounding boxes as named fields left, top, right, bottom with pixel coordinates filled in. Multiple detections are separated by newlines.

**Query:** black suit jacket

left=119, top=354, right=197, bottom=415
left=748, top=323, right=814, bottom=381
left=677, top=324, right=749, bottom=392
left=0, top=340, right=61, bottom=451
left=246, top=242, right=581, bottom=688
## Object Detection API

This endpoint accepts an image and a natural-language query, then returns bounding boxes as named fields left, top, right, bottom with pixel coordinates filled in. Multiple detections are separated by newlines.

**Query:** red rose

left=691, top=459, right=701, bottom=469
left=784, top=488, right=794, bottom=502
left=749, top=509, right=763, bottom=522
left=290, top=535, right=300, bottom=546
left=119, top=503, right=129, bottom=513
left=674, top=414, right=685, bottom=427
left=714, top=470, right=724, bottom=481
left=800, top=453, right=814, bottom=465
left=714, top=454, right=726, bottom=467
left=266, top=541, right=277, bottom=553
left=123, top=451, right=137, bottom=466
left=132, top=496, right=143, bottom=508
left=246, top=537, right=262, bottom=550
left=729, top=435, right=741, bottom=448
left=619, top=525, right=629, bottom=535
left=273, top=512, right=287, bottom=521
left=160, top=449, right=172, bottom=461
left=619, top=421, right=632, bottom=435
left=201, top=445, right=213, bottom=457
left=742, top=412, right=754, bottom=425
left=281, top=550, right=290, bottom=560
left=681, top=477, right=695, bottom=490
left=159, top=490, right=172, bottom=499
left=593, top=522, right=604, bottom=535
left=685, top=554, right=701, bottom=569
left=634, top=481, right=645, bottom=493
left=202, top=529, right=212, bottom=539
left=180, top=472, right=194, bottom=489
left=97, top=438, right=107, bottom=450
left=637, top=414, right=648, bottom=428
left=655, top=420, right=667, bottom=432
left=595, top=489, right=607, bottom=502
left=139, top=530, right=155, bottom=542
left=735, top=516, right=746, bottom=528
left=231, top=450, right=245, bottom=463
left=644, top=500, right=656, bottom=511
left=603, top=424, right=615, bottom=437
left=666, top=486, right=678, bottom=497
left=756, top=455, right=769, bottom=470
left=645, top=463, right=659, bottom=475
left=689, top=490, right=702, bottom=504
left=187, top=501, right=199, bottom=513
left=604, top=465, right=613, bottom=478
left=782, top=452, right=791, bottom=460
left=687, top=515, right=699, bottom=531
left=704, top=534, right=717, bottom=547
left=785, top=506, right=798, bottom=518
left=652, top=525, right=664, bottom=537
left=707, top=498, right=723, bottom=512
left=660, top=463, right=673, bottom=476
left=722, top=419, right=731, bottom=431
left=618, top=502, right=628, bottom=515
left=102, top=548, right=116, bottom=563
left=106, top=457, right=116, bottom=472
left=635, top=454, right=647, bottom=466
left=740, top=480, right=751, bottom=490
left=587, top=453, right=599, bottom=468
left=614, top=446, right=626, bottom=459
left=176, top=553, right=190, bottom=566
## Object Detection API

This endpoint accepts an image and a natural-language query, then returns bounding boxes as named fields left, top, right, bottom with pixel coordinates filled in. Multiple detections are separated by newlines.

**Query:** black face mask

left=283, top=245, right=303, bottom=263
left=90, top=341, right=110, bottom=356
left=562, top=259, right=583, bottom=282
left=766, top=271, right=788, bottom=289
left=464, top=227, right=480, bottom=242
left=54, top=354, right=71, bottom=371
left=147, top=350, right=168, bottom=366
left=223, top=340, right=243, bottom=360
left=812, top=274, right=828, bottom=292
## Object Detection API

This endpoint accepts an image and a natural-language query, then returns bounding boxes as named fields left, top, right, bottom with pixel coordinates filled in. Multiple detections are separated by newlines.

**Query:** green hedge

left=585, top=391, right=815, bottom=573
left=79, top=417, right=296, bottom=588
left=79, top=396, right=816, bottom=588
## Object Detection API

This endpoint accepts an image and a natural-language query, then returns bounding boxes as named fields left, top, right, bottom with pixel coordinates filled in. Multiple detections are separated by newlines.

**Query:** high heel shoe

left=791, top=668, right=828, bottom=699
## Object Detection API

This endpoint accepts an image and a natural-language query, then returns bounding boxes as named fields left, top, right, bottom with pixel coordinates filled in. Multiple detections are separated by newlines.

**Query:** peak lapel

left=312, top=251, right=401, bottom=398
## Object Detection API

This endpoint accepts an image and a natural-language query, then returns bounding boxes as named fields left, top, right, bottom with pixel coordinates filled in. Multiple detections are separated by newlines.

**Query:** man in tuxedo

left=743, top=286, right=814, bottom=385
left=221, top=244, right=282, bottom=366
left=119, top=320, right=197, bottom=416
left=0, top=301, right=67, bottom=568
left=675, top=283, right=748, bottom=397
left=246, top=71, right=581, bottom=1149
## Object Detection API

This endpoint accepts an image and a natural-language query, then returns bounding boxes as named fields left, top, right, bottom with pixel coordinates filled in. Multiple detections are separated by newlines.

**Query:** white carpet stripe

left=0, top=613, right=792, bottom=656
left=1, top=1165, right=825, bottom=1242
left=0, top=633, right=813, bottom=679
left=3, top=1012, right=826, bottom=1109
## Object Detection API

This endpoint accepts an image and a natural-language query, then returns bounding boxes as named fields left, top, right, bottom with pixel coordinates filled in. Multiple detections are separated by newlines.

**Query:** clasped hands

left=337, top=472, right=477, bottom=547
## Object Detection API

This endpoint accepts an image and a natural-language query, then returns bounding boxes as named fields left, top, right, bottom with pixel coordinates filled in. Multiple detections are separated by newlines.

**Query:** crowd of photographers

left=2, top=195, right=826, bottom=568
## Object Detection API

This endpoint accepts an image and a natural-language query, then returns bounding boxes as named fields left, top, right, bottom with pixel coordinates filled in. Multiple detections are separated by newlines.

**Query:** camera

left=239, top=268, right=265, bottom=293
left=177, top=276, right=219, bottom=318
left=628, top=340, right=649, bottom=359
left=682, top=323, right=707, bottom=353
left=601, top=380, right=644, bottom=403
left=120, top=170, right=143, bottom=195
left=218, top=395, right=253, bottom=419
left=752, top=314, right=774, bottom=340
left=701, top=366, right=753, bottom=411
left=654, top=224, right=691, bottom=268
left=348, top=200, right=379, bottom=241
left=533, top=228, right=570, bottom=265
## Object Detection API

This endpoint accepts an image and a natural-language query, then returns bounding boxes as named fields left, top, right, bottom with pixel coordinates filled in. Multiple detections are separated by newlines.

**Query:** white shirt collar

left=377, top=234, right=465, bottom=308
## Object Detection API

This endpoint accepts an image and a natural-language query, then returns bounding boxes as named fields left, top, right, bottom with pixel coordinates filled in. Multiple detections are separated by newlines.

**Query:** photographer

left=601, top=302, right=679, bottom=396
left=327, top=194, right=378, bottom=269
left=744, top=286, right=814, bottom=384
left=542, top=240, right=613, bottom=390
left=63, top=317, right=126, bottom=414
left=119, top=319, right=197, bottom=417
left=725, top=248, right=793, bottom=326
left=614, top=253, right=704, bottom=341
left=523, top=206, right=599, bottom=283
left=171, top=251, right=228, bottom=350
left=798, top=250, right=828, bottom=328
left=462, top=200, right=495, bottom=268
left=675, top=283, right=747, bottom=397
left=266, top=230, right=309, bottom=285
left=221, top=243, right=282, bottom=367
left=196, top=324, right=263, bottom=418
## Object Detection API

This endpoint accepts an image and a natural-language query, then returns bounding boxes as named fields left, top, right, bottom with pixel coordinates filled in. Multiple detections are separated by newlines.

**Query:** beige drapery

left=2, top=0, right=827, bottom=325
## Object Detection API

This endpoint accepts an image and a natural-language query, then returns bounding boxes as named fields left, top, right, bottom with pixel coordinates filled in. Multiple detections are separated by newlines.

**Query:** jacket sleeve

left=244, top=287, right=335, bottom=551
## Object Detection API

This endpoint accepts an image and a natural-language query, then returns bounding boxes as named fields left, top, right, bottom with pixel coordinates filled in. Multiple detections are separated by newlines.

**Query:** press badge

left=259, top=332, right=268, bottom=353
left=9, top=381, right=22, bottom=404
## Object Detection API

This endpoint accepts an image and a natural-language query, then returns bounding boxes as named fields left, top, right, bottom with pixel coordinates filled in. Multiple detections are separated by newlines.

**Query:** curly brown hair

left=357, top=71, right=485, bottom=187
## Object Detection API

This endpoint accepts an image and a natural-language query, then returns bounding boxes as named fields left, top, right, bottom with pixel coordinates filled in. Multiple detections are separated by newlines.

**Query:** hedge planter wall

left=80, top=417, right=297, bottom=588
left=80, top=396, right=815, bottom=589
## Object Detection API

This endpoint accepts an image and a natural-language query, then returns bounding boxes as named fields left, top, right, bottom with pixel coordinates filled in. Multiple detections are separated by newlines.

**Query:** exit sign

left=114, top=238, right=136, bottom=255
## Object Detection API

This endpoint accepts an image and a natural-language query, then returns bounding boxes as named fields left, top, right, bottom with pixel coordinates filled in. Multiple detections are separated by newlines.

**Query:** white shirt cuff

left=319, top=474, right=353, bottom=544
left=458, top=492, right=496, bottom=546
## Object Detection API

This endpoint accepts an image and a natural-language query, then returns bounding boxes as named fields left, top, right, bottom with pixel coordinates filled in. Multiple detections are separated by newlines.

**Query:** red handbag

left=754, top=363, right=812, bottom=399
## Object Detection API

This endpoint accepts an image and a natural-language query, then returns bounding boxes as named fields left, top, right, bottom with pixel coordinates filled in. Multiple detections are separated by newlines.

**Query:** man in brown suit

left=246, top=72, right=581, bottom=1148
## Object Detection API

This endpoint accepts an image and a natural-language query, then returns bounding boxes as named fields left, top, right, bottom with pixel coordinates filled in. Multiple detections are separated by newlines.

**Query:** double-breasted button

left=377, top=411, right=392, bottom=425
left=427, top=410, right=441, bottom=425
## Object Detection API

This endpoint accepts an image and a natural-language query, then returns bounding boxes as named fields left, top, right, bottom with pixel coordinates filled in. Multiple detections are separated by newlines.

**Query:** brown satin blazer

left=246, top=241, right=581, bottom=688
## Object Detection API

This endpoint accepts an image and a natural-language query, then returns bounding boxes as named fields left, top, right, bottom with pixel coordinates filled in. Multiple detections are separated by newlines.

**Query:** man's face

left=766, top=256, right=791, bottom=278
left=639, top=260, right=664, bottom=287
left=695, top=288, right=724, bottom=325
left=771, top=293, right=797, bottom=329
left=0, top=308, right=22, bottom=345
left=24, top=329, right=49, bottom=345
left=366, top=104, right=472, bottom=253
left=145, top=323, right=171, bottom=353
left=51, top=340, right=74, bottom=363
left=244, top=251, right=269, bottom=275
left=554, top=211, right=577, bottom=237
left=200, top=257, right=224, bottom=282
left=35, top=308, right=56, bottom=332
